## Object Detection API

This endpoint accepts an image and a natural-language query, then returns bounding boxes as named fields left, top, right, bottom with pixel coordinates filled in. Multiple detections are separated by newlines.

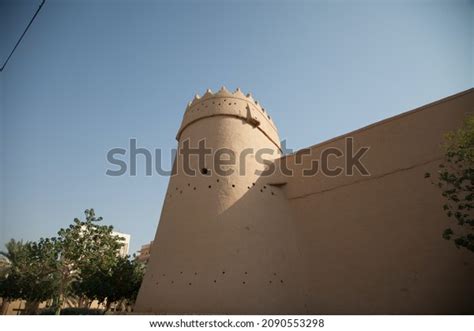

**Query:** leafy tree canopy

left=0, top=209, right=138, bottom=315
left=426, top=115, right=474, bottom=252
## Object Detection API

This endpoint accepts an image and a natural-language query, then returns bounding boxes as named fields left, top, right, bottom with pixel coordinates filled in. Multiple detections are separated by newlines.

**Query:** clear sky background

left=0, top=0, right=473, bottom=255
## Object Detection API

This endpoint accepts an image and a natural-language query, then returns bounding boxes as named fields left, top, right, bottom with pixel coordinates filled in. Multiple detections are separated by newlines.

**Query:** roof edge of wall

left=279, top=87, right=474, bottom=160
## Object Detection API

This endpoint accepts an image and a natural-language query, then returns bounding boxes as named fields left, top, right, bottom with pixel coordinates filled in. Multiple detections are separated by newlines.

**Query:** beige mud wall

left=136, top=88, right=474, bottom=314
left=276, top=89, right=474, bottom=314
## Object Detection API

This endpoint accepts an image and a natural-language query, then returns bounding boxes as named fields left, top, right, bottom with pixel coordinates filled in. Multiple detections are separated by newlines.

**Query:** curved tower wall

left=135, top=88, right=307, bottom=314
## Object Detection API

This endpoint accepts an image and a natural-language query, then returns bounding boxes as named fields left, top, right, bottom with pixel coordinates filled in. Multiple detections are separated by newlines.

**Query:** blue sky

left=0, top=0, right=473, bottom=255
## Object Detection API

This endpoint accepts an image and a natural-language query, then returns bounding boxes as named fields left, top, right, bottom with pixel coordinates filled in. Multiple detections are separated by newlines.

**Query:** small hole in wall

left=252, top=183, right=255, bottom=186
left=224, top=99, right=226, bottom=102
left=232, top=184, right=235, bottom=188
left=228, top=103, right=232, bottom=106
left=180, top=271, right=183, bottom=274
left=180, top=190, right=183, bottom=194
left=176, top=187, right=178, bottom=191
left=268, top=115, right=271, bottom=119
left=194, top=272, right=198, bottom=275
left=171, top=281, right=174, bottom=284
left=193, top=187, right=196, bottom=190
left=188, top=282, right=192, bottom=286
left=263, top=186, right=267, bottom=189
left=201, top=168, right=209, bottom=175
left=208, top=185, right=212, bottom=189
left=214, top=280, right=217, bottom=283
left=269, top=280, right=272, bottom=284
left=218, top=103, right=221, bottom=106
left=216, top=179, right=219, bottom=182
left=280, top=280, right=284, bottom=283
left=244, top=271, right=248, bottom=275
left=271, top=192, right=275, bottom=195
left=222, top=271, right=226, bottom=274
left=247, top=186, right=250, bottom=189
left=234, top=102, right=237, bottom=105
left=260, top=189, right=263, bottom=192
left=188, top=183, right=190, bottom=187
left=242, top=281, right=246, bottom=285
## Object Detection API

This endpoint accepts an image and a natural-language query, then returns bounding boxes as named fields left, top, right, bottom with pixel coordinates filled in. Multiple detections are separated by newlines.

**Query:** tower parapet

left=177, top=87, right=281, bottom=152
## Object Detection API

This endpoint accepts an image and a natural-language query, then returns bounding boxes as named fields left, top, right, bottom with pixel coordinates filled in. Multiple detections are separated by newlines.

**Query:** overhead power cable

left=0, top=0, right=45, bottom=72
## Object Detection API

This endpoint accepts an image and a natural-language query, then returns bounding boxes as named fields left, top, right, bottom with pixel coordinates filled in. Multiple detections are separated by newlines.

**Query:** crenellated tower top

left=186, top=87, right=269, bottom=115
left=177, top=87, right=281, bottom=151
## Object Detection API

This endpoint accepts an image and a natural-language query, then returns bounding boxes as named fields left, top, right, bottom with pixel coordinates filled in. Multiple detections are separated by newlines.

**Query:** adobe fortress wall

left=135, top=87, right=474, bottom=314
left=274, top=88, right=474, bottom=313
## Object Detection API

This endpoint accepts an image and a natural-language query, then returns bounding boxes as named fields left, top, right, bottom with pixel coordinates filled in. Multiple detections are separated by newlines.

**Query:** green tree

left=0, top=239, right=27, bottom=314
left=0, top=239, right=57, bottom=314
left=105, top=256, right=144, bottom=311
left=50, top=208, right=124, bottom=314
left=19, top=239, right=58, bottom=314
left=71, top=263, right=110, bottom=307
left=426, top=115, right=474, bottom=252
left=0, top=209, right=129, bottom=315
left=73, top=255, right=144, bottom=312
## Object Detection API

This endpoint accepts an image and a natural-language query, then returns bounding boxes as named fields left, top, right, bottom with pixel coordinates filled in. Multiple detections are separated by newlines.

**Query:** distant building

left=112, top=231, right=131, bottom=257
left=137, top=241, right=153, bottom=264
